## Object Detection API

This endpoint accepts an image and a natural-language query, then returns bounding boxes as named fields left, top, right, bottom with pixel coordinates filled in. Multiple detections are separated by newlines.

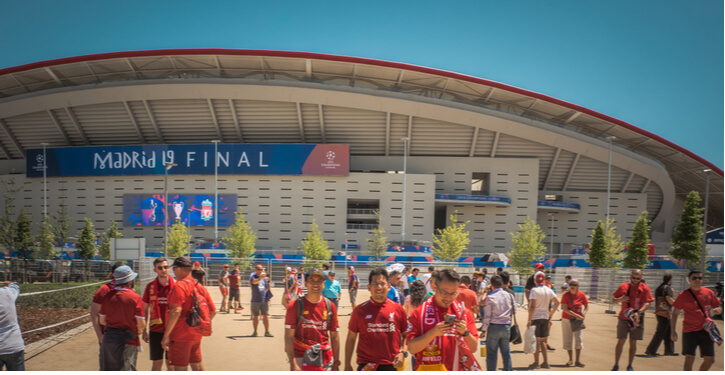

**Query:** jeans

left=486, top=324, right=512, bottom=371
left=646, top=315, right=674, bottom=354
left=0, top=350, right=25, bottom=371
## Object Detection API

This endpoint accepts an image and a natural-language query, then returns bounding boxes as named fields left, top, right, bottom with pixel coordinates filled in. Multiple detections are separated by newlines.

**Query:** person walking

left=671, top=270, right=723, bottom=371
left=406, top=269, right=481, bottom=371
left=250, top=264, right=273, bottom=337
left=323, top=270, right=342, bottom=310
left=90, top=262, right=125, bottom=370
left=387, top=270, right=405, bottom=305
left=645, top=273, right=677, bottom=357
left=0, top=281, right=24, bottom=371
left=611, top=269, right=654, bottom=371
left=217, top=264, right=230, bottom=313
left=142, top=257, right=175, bottom=371
left=560, top=278, right=587, bottom=367
left=480, top=275, right=514, bottom=371
left=344, top=268, right=409, bottom=371
left=527, top=271, right=559, bottom=369
left=99, top=265, right=145, bottom=371
left=284, top=268, right=340, bottom=371
left=347, top=266, right=359, bottom=310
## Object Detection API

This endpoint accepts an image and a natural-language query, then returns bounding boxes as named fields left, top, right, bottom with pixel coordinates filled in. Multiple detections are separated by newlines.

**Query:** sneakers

left=547, top=344, right=556, bottom=351
left=664, top=353, right=679, bottom=357
left=575, top=362, right=585, bottom=367
left=643, top=352, right=657, bottom=358
left=251, top=331, right=258, bottom=337
left=236, top=307, right=244, bottom=311
left=611, top=365, right=619, bottom=371
left=264, top=332, right=274, bottom=337
left=566, top=361, right=574, bottom=367
left=541, top=362, right=550, bottom=369
left=528, top=362, right=540, bottom=369
left=626, top=366, right=634, bottom=371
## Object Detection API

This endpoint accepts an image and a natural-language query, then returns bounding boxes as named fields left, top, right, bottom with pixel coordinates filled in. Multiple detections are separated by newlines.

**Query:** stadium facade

left=0, top=49, right=721, bottom=256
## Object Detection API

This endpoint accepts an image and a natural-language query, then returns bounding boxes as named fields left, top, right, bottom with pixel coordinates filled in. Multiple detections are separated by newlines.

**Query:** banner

left=27, top=144, right=349, bottom=177
left=123, top=194, right=237, bottom=227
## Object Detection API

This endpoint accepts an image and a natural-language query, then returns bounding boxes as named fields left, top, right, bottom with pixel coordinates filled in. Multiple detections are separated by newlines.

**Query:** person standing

left=421, top=266, right=435, bottom=294
left=90, top=261, right=125, bottom=370
left=611, top=269, right=654, bottom=371
left=387, top=270, right=405, bottom=305
left=409, top=268, right=420, bottom=285
left=347, top=266, right=359, bottom=310
left=527, top=271, right=559, bottom=369
left=561, top=275, right=572, bottom=294
left=323, top=270, right=342, bottom=310
left=402, top=267, right=411, bottom=296
left=344, top=268, right=409, bottom=371
left=217, top=264, right=230, bottom=313
left=407, top=269, right=481, bottom=371
left=283, top=268, right=299, bottom=307
left=645, top=273, right=677, bottom=357
left=99, top=265, right=145, bottom=371
left=480, top=275, right=514, bottom=371
left=0, top=281, right=24, bottom=371
left=500, top=271, right=515, bottom=295
left=227, top=264, right=242, bottom=313
left=296, top=266, right=306, bottom=294
left=142, top=257, right=175, bottom=371
left=284, top=268, right=340, bottom=371
left=250, top=264, right=273, bottom=337
left=524, top=263, right=546, bottom=303
left=560, top=279, right=588, bottom=367
left=671, top=270, right=723, bottom=371
left=457, top=276, right=479, bottom=318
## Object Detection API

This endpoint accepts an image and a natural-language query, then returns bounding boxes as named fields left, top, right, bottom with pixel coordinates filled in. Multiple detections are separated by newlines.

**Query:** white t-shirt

left=529, top=286, right=556, bottom=320
left=421, top=273, right=432, bottom=293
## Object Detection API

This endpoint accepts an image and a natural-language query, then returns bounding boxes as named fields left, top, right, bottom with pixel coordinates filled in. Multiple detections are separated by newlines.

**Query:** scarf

left=148, top=276, right=174, bottom=327
left=417, top=298, right=481, bottom=371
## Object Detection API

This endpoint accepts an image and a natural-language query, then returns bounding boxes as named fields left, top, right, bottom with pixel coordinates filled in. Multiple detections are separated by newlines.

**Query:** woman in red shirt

left=560, top=279, right=588, bottom=367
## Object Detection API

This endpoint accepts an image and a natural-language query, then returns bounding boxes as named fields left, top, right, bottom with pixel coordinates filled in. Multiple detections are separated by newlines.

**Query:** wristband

left=399, top=350, right=409, bottom=358
left=462, top=329, right=470, bottom=337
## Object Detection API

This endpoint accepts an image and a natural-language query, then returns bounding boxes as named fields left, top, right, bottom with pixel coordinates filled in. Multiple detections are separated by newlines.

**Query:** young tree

left=99, top=220, right=123, bottom=260
left=77, top=218, right=97, bottom=282
left=37, top=215, right=57, bottom=260
left=15, top=211, right=35, bottom=283
left=366, top=210, right=388, bottom=262
left=588, top=218, right=624, bottom=268
left=624, top=211, right=651, bottom=269
left=300, top=219, right=332, bottom=269
left=432, top=210, right=470, bottom=262
left=670, top=191, right=705, bottom=268
left=52, top=200, right=72, bottom=257
left=588, top=221, right=607, bottom=268
left=222, top=208, right=257, bottom=270
left=0, top=178, right=23, bottom=256
left=167, top=219, right=191, bottom=258
left=507, top=216, right=547, bottom=277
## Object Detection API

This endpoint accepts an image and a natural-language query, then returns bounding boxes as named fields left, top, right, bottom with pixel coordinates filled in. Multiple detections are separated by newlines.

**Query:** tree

left=52, top=200, right=72, bottom=257
left=0, top=178, right=23, bottom=255
left=37, top=215, right=56, bottom=260
left=624, top=211, right=651, bottom=269
left=366, top=210, right=388, bottom=262
left=507, top=216, right=546, bottom=276
left=432, top=210, right=470, bottom=262
left=222, top=208, right=257, bottom=270
left=15, top=211, right=35, bottom=283
left=77, top=218, right=98, bottom=282
left=167, top=219, right=191, bottom=258
left=670, top=191, right=705, bottom=268
left=300, top=219, right=331, bottom=269
left=588, top=218, right=624, bottom=268
left=99, top=220, right=123, bottom=260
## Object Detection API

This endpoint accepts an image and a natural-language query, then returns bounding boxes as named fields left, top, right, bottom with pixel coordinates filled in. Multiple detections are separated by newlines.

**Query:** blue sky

left=2, top=1, right=722, bottom=169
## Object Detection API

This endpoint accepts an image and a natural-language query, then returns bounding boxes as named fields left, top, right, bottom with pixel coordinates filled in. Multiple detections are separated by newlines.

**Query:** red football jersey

left=348, top=298, right=408, bottom=364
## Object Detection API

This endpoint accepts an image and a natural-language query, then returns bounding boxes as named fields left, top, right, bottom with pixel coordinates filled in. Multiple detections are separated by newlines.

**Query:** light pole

left=401, top=137, right=410, bottom=242
left=548, top=212, right=554, bottom=275
left=700, top=169, right=711, bottom=272
left=163, top=162, right=177, bottom=257
left=40, top=143, right=49, bottom=218
left=605, top=136, right=615, bottom=221
left=211, top=140, right=220, bottom=244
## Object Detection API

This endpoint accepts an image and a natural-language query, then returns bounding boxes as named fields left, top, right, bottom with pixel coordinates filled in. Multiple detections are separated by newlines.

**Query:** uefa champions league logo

left=326, top=151, right=335, bottom=161
left=36, top=154, right=44, bottom=163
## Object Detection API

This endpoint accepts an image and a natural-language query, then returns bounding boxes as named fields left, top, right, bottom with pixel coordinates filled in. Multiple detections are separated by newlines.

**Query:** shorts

left=349, top=289, right=358, bottom=305
left=532, top=319, right=550, bottom=338
left=251, top=301, right=269, bottom=316
left=229, top=288, right=240, bottom=302
left=219, top=286, right=229, bottom=296
left=168, top=340, right=201, bottom=367
left=682, top=330, right=715, bottom=357
left=149, top=331, right=167, bottom=361
left=616, top=317, right=645, bottom=340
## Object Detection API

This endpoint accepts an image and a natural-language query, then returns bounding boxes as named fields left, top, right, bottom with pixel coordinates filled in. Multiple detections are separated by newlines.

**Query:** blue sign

left=537, top=200, right=581, bottom=210
left=434, top=194, right=511, bottom=204
left=707, top=228, right=724, bottom=245
left=27, top=144, right=349, bottom=177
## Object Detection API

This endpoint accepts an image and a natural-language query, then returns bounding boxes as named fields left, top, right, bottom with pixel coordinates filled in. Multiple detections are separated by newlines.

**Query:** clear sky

left=2, top=1, right=722, bottom=169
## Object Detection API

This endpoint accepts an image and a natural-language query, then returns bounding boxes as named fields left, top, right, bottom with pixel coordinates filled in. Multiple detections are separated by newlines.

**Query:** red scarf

left=418, top=297, right=481, bottom=371
left=148, top=276, right=174, bottom=327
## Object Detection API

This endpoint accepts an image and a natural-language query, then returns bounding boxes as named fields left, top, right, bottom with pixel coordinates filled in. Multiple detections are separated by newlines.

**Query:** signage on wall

left=122, top=194, right=237, bottom=227
left=26, top=144, right=349, bottom=177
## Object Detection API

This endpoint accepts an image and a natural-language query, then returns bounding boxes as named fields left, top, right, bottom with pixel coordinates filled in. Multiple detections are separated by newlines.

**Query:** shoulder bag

left=509, top=293, right=522, bottom=344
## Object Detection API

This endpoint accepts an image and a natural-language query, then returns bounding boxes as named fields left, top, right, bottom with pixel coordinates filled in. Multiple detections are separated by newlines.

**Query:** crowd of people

left=0, top=259, right=722, bottom=371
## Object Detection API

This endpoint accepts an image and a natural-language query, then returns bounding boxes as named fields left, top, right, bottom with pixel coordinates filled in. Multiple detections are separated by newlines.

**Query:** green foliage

left=167, top=219, right=191, bottom=258
left=366, top=210, right=388, bottom=261
left=432, top=210, right=470, bottom=262
left=16, top=282, right=98, bottom=308
left=507, top=216, right=546, bottom=276
left=52, top=200, right=72, bottom=251
left=76, top=218, right=97, bottom=261
left=37, top=215, right=56, bottom=259
left=624, top=211, right=651, bottom=269
left=588, top=221, right=607, bottom=267
left=300, top=219, right=332, bottom=269
left=670, top=191, right=705, bottom=268
left=588, top=218, right=624, bottom=268
left=99, top=220, right=123, bottom=260
left=222, top=208, right=257, bottom=270
left=0, top=178, right=23, bottom=253
left=14, top=211, right=35, bottom=259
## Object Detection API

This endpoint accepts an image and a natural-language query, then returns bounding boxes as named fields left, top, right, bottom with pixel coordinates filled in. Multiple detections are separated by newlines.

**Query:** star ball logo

left=321, top=149, right=341, bottom=170
left=32, top=153, right=46, bottom=173
left=326, top=151, right=335, bottom=161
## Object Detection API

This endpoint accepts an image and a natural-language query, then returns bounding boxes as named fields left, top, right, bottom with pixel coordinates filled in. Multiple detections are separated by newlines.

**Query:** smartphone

left=444, top=314, right=456, bottom=324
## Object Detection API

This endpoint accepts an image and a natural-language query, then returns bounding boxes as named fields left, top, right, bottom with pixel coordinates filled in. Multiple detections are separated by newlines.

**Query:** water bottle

left=480, top=338, right=487, bottom=357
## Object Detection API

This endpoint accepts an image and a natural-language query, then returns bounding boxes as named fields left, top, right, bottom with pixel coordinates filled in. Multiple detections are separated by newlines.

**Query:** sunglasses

left=691, top=277, right=704, bottom=281
left=631, top=277, right=641, bottom=280
left=157, top=265, right=170, bottom=270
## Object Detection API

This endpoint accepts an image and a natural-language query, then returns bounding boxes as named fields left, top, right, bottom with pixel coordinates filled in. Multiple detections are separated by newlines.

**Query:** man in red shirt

left=611, top=269, right=654, bottom=371
left=284, top=268, right=340, bottom=371
left=99, top=265, right=145, bottom=371
left=344, top=268, right=409, bottom=371
left=457, top=276, right=479, bottom=319
left=161, top=256, right=217, bottom=371
left=90, top=261, right=124, bottom=370
left=407, top=269, right=480, bottom=371
left=142, top=257, right=175, bottom=371
left=671, top=270, right=723, bottom=371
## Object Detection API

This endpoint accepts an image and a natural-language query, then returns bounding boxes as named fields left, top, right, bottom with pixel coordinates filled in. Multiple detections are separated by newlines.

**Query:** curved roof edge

left=1, top=48, right=721, bottom=176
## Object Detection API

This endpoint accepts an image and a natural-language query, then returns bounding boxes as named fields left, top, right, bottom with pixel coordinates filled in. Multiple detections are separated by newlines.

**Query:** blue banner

left=435, top=193, right=512, bottom=204
left=537, top=200, right=581, bottom=210
left=27, top=144, right=349, bottom=177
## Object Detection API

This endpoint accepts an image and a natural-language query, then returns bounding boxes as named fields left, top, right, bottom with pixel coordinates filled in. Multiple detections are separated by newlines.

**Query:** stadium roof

left=0, top=49, right=721, bottom=228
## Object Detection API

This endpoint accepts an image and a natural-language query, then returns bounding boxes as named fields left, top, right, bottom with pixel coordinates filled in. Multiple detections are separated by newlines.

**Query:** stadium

left=0, top=49, right=722, bottom=265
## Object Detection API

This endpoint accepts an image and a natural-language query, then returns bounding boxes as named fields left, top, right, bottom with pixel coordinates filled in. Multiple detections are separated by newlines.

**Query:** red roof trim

left=1, top=48, right=721, bottom=176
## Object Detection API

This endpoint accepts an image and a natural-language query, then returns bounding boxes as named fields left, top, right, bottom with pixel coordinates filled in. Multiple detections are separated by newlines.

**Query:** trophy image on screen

left=173, top=201, right=185, bottom=220
left=148, top=201, right=157, bottom=222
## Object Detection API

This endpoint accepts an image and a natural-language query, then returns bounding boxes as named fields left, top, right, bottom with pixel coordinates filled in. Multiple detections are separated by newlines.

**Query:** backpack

left=184, top=279, right=213, bottom=337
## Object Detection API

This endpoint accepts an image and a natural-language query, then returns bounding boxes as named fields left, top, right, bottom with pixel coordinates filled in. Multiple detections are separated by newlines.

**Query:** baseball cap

left=114, top=265, right=138, bottom=284
left=193, top=261, right=201, bottom=267
left=534, top=271, right=546, bottom=285
left=306, top=268, right=325, bottom=279
left=172, top=256, right=193, bottom=268
left=286, top=266, right=292, bottom=272
left=534, top=262, right=545, bottom=269
left=347, top=266, right=354, bottom=271
left=291, top=268, right=297, bottom=273
left=329, top=270, right=336, bottom=275
left=223, top=264, right=229, bottom=268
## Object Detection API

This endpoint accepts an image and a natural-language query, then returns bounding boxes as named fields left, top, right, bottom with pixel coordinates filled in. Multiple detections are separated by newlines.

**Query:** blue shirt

left=250, top=273, right=269, bottom=302
left=323, top=279, right=342, bottom=299
left=387, top=286, right=404, bottom=305
left=0, top=284, right=24, bottom=355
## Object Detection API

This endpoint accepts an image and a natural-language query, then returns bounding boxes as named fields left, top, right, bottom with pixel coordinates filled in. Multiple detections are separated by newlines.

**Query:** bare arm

left=99, top=314, right=107, bottom=327
left=408, top=322, right=450, bottom=355
left=344, top=330, right=357, bottom=371
left=142, top=302, right=150, bottom=342
left=91, top=302, right=103, bottom=344
left=285, top=327, right=300, bottom=371
left=136, top=317, right=146, bottom=338
left=670, top=307, right=680, bottom=342
left=330, top=331, right=340, bottom=371
left=549, top=296, right=560, bottom=319
left=161, top=304, right=182, bottom=351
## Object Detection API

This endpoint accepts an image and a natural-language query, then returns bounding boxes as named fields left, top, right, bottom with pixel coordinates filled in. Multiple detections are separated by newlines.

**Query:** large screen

left=123, top=194, right=237, bottom=227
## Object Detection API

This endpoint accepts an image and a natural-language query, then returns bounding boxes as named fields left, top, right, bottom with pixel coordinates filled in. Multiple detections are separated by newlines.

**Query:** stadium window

left=471, top=173, right=490, bottom=195
left=545, top=194, right=562, bottom=201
